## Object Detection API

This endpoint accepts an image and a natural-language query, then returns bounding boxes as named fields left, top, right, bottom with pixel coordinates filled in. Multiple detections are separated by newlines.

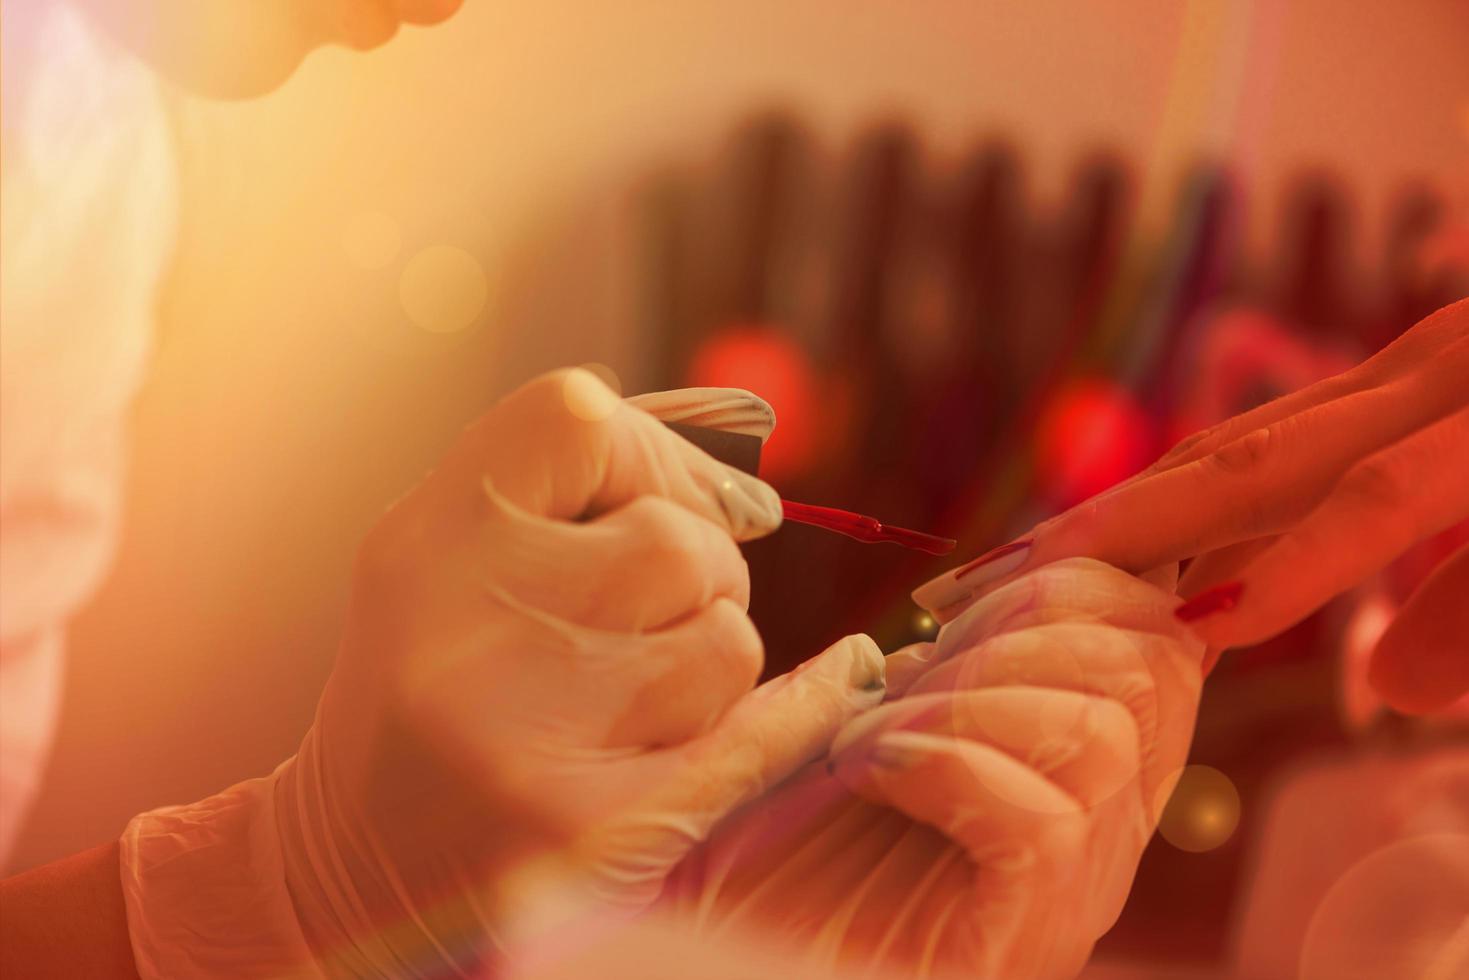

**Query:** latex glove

left=660, top=558, right=1203, bottom=980
left=120, top=369, right=886, bottom=979
left=913, top=298, right=1469, bottom=713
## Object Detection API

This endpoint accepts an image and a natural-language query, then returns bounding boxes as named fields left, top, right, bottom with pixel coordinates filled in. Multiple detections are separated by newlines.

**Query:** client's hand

left=120, top=370, right=886, bottom=978
left=915, top=298, right=1469, bottom=714
left=662, top=559, right=1203, bottom=980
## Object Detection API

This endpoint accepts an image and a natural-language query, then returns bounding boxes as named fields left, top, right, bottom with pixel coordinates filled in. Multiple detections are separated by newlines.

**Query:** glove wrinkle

left=625, top=388, right=778, bottom=443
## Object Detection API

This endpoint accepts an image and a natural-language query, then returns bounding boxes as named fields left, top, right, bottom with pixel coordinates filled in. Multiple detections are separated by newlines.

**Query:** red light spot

left=1035, top=378, right=1154, bottom=506
left=685, top=326, right=817, bottom=483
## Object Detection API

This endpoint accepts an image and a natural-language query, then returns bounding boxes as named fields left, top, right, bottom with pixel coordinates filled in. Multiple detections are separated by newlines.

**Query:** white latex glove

left=659, top=558, right=1203, bottom=980
left=120, top=370, right=886, bottom=979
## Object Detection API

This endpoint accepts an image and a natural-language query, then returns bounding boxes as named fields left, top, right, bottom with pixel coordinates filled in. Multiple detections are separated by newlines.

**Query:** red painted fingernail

left=954, top=538, right=1033, bottom=581
left=1174, top=581, right=1244, bottom=622
left=911, top=537, right=1034, bottom=621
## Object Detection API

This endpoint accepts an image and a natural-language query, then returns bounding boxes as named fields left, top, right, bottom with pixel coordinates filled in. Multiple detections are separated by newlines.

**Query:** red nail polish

left=1174, top=582, right=1244, bottom=622
left=781, top=500, right=957, bottom=556
left=954, top=538, right=1033, bottom=580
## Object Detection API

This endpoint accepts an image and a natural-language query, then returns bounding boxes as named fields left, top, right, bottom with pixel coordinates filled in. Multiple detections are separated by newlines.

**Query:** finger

left=929, top=558, right=1194, bottom=665
left=1179, top=406, right=1469, bottom=652
left=912, top=328, right=1469, bottom=619
left=1370, top=541, right=1469, bottom=714
left=479, top=489, right=750, bottom=632
left=1177, top=537, right=1278, bottom=599
left=908, top=623, right=1202, bottom=802
left=446, top=369, right=783, bottom=541
left=1176, top=538, right=1279, bottom=674
left=626, top=634, right=887, bottom=832
left=829, top=688, right=1142, bottom=811
left=624, top=388, right=777, bottom=442
left=604, top=597, right=765, bottom=748
left=828, top=687, right=1153, bottom=944
left=881, top=642, right=938, bottom=699
left=829, top=731, right=1095, bottom=978
left=830, top=730, right=1081, bottom=851
left=1139, top=298, right=1469, bottom=480
left=1027, top=336, right=1469, bottom=579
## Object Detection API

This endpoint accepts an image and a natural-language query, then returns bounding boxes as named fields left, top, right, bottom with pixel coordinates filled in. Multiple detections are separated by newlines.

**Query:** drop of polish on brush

left=781, top=500, right=957, bottom=556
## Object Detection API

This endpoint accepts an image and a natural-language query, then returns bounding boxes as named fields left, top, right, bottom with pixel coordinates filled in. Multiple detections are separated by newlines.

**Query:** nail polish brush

left=665, top=422, right=957, bottom=556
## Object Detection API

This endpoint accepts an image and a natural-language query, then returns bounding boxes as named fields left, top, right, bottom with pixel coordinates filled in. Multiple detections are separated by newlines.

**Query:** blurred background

left=8, top=0, right=1469, bottom=976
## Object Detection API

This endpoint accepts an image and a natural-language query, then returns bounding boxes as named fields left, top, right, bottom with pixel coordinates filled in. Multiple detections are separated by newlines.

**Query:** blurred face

left=75, top=0, right=465, bottom=98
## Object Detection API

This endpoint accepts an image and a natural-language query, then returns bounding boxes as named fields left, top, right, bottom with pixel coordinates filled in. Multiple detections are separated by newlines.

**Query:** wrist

left=273, top=723, right=506, bottom=977
left=119, top=765, right=319, bottom=979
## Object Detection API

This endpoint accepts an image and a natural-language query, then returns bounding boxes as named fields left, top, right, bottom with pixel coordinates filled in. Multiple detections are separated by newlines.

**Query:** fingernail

left=712, top=465, right=783, bottom=540
left=910, top=538, right=1033, bottom=616
left=867, top=732, right=933, bottom=771
left=626, top=388, right=776, bottom=443
left=955, top=538, right=1033, bottom=584
left=845, top=635, right=887, bottom=695
left=1174, top=581, right=1244, bottom=623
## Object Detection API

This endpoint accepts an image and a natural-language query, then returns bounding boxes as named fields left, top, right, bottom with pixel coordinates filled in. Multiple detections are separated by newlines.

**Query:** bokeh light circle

left=341, top=210, right=401, bottom=269
left=685, top=326, right=816, bottom=483
left=399, top=244, right=488, bottom=334
left=1155, top=764, right=1240, bottom=852
left=1299, top=834, right=1469, bottom=980
left=1034, top=378, right=1155, bottom=506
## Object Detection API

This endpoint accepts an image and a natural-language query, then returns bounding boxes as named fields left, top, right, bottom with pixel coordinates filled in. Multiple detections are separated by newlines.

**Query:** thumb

left=639, top=634, right=887, bottom=831
left=449, top=369, right=783, bottom=540
left=1369, top=542, right=1469, bottom=714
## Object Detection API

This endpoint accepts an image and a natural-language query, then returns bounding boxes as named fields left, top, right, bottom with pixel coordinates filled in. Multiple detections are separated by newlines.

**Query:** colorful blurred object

left=1034, top=378, right=1155, bottom=508
left=684, top=326, right=818, bottom=483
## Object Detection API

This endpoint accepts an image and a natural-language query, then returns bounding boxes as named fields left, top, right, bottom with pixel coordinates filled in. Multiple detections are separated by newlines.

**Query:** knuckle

left=521, top=368, right=579, bottom=409
left=628, top=496, right=704, bottom=572
left=1041, top=556, right=1117, bottom=583
left=1338, top=458, right=1407, bottom=515
left=1011, top=557, right=1114, bottom=618
left=1208, top=425, right=1275, bottom=477
left=1035, top=810, right=1090, bottom=861
left=1088, top=698, right=1141, bottom=762
left=626, top=496, right=745, bottom=598
left=704, top=597, right=764, bottom=688
left=1113, top=674, right=1160, bottom=751
left=512, top=368, right=617, bottom=439
left=1016, top=561, right=1071, bottom=610
left=507, top=370, right=577, bottom=426
left=1156, top=427, right=1215, bottom=468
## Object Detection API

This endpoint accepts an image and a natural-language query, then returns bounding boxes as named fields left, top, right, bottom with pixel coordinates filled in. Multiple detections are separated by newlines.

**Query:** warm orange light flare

left=1156, top=764, right=1241, bottom=852
left=685, top=327, right=817, bottom=483
left=1035, top=378, right=1155, bottom=507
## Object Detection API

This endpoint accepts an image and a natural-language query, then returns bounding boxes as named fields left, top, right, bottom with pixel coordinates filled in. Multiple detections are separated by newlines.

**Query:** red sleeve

left=0, top=841, right=142, bottom=979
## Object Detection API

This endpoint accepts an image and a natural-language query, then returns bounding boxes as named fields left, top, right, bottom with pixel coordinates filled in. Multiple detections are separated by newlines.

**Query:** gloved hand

left=120, top=369, right=887, bottom=978
left=658, top=558, right=1203, bottom=980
